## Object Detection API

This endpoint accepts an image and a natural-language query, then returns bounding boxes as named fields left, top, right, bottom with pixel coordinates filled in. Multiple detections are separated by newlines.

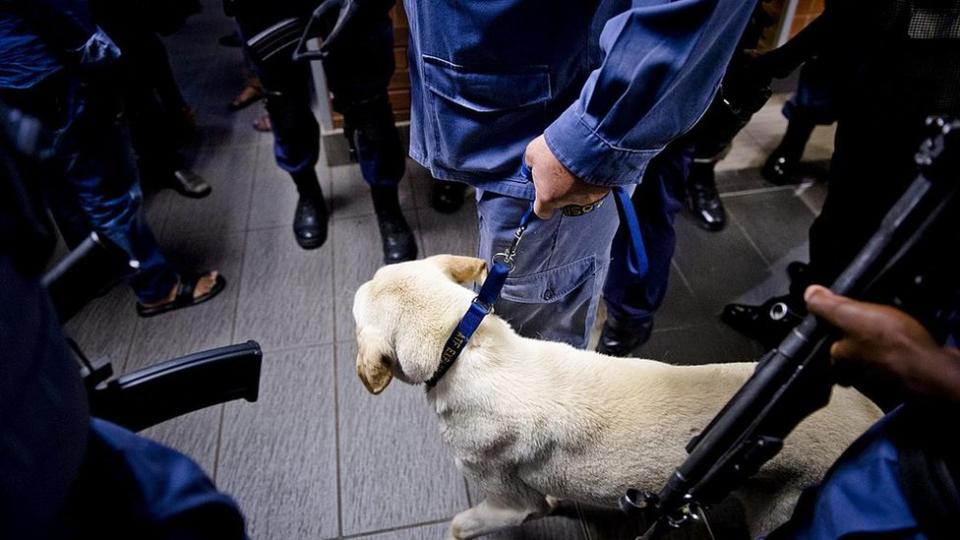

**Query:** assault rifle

left=621, top=117, right=960, bottom=539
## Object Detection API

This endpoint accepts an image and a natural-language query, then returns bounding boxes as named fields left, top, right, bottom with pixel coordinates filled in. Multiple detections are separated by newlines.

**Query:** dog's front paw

left=446, top=521, right=462, bottom=540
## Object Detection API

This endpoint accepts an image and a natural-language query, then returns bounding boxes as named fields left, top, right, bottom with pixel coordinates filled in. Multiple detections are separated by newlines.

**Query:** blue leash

left=612, top=187, right=649, bottom=278
left=424, top=203, right=533, bottom=390
left=424, top=166, right=647, bottom=390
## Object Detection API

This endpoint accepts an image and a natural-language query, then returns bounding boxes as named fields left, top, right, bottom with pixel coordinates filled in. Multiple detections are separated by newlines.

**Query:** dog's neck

left=419, top=303, right=522, bottom=399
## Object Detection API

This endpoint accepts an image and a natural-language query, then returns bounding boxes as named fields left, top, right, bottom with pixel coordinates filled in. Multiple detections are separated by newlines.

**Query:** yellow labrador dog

left=353, top=255, right=882, bottom=539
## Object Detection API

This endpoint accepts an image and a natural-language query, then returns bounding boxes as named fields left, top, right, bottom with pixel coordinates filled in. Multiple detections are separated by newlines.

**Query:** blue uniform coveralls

left=234, top=0, right=405, bottom=189
left=404, top=0, right=757, bottom=347
left=0, top=0, right=179, bottom=303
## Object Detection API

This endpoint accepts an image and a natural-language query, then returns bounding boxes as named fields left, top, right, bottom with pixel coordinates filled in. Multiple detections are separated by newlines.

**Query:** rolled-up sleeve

left=544, top=0, right=757, bottom=187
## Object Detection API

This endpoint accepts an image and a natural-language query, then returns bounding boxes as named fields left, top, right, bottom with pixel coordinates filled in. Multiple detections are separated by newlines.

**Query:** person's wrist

left=938, top=348, right=960, bottom=401
left=906, top=346, right=960, bottom=401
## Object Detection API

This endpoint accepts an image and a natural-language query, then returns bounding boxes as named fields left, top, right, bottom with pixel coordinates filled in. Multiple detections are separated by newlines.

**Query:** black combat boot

left=431, top=180, right=468, bottom=214
left=292, top=170, right=329, bottom=250
left=371, top=185, right=417, bottom=264
left=761, top=118, right=815, bottom=185
left=722, top=294, right=805, bottom=349
left=596, top=317, right=654, bottom=357
left=685, top=162, right=726, bottom=231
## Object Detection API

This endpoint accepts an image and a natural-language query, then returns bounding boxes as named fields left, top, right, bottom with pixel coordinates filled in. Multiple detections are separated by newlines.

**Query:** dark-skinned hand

left=805, top=285, right=960, bottom=402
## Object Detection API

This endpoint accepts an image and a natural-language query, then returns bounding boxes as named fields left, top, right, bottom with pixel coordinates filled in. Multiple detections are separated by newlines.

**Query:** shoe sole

left=296, top=235, right=327, bottom=250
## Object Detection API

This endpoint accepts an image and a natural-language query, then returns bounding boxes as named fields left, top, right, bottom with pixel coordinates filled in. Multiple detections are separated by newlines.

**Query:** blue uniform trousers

left=782, top=57, right=837, bottom=127
left=1, top=75, right=178, bottom=303
left=477, top=189, right=621, bottom=349
left=602, top=147, right=689, bottom=325
left=236, top=1, right=404, bottom=186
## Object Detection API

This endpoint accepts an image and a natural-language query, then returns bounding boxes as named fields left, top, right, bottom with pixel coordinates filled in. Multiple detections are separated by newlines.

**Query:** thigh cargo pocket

left=422, top=55, right=551, bottom=177
left=496, top=256, right=598, bottom=346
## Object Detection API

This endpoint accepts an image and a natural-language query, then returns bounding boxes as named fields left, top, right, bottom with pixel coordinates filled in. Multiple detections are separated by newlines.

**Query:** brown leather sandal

left=136, top=272, right=226, bottom=318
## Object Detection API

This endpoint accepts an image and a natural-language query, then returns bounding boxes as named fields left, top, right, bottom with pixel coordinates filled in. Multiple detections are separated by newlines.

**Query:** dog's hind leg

left=448, top=495, right=550, bottom=540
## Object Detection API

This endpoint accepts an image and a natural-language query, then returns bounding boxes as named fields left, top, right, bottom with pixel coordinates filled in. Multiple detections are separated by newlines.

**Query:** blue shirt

left=767, top=408, right=925, bottom=539
left=403, top=0, right=757, bottom=199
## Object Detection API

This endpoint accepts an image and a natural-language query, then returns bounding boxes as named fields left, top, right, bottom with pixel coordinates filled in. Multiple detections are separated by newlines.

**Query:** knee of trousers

left=341, top=95, right=404, bottom=182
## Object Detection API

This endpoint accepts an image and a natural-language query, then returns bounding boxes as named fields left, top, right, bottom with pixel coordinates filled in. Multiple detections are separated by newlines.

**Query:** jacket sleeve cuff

left=543, top=107, right=660, bottom=187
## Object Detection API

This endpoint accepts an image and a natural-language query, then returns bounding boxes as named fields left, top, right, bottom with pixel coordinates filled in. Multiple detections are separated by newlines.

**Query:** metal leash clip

left=493, top=222, right=528, bottom=270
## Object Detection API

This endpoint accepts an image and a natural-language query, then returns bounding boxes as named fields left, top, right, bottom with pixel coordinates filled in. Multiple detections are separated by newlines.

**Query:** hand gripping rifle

left=621, top=117, right=960, bottom=539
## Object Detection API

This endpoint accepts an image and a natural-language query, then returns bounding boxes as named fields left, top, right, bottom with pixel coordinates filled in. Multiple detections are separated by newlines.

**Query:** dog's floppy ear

left=429, top=255, right=487, bottom=285
left=356, top=326, right=394, bottom=395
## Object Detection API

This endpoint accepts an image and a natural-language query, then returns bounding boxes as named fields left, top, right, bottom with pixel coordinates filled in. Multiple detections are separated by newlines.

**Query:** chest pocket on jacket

left=422, top=55, right=551, bottom=177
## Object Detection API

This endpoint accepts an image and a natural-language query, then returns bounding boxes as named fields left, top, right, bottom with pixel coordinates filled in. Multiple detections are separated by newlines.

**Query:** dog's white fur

left=353, top=255, right=882, bottom=539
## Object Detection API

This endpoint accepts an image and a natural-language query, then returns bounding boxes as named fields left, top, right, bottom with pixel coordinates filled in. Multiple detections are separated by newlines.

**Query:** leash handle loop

left=613, top=187, right=649, bottom=278
left=521, top=159, right=647, bottom=278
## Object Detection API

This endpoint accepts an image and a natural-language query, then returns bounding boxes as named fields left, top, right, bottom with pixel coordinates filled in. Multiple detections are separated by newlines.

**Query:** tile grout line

left=719, top=184, right=796, bottom=199
left=211, top=405, right=226, bottom=484
left=651, top=321, right=714, bottom=335
left=213, top=136, right=260, bottom=485
left=242, top=143, right=265, bottom=232
left=330, top=187, right=345, bottom=539
left=333, top=343, right=344, bottom=539
left=795, top=183, right=824, bottom=217
left=670, top=259, right=696, bottom=300
left=339, top=517, right=454, bottom=539
left=118, top=309, right=142, bottom=375
left=729, top=209, right=773, bottom=269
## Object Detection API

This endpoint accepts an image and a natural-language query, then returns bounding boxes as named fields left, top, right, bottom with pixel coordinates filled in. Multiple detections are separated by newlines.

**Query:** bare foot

left=140, top=271, right=219, bottom=308
left=252, top=112, right=272, bottom=132
left=229, top=83, right=264, bottom=111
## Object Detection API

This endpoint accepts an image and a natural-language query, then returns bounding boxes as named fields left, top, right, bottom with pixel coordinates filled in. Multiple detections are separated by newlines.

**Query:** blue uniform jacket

left=403, top=0, right=757, bottom=199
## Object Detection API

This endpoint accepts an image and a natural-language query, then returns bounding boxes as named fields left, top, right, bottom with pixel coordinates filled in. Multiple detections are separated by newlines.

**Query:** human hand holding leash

left=805, top=285, right=960, bottom=401
left=524, top=135, right=609, bottom=219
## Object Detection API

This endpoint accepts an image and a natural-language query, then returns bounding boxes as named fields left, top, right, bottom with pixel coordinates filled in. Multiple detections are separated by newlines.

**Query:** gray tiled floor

left=219, top=346, right=340, bottom=539
left=62, top=4, right=834, bottom=538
